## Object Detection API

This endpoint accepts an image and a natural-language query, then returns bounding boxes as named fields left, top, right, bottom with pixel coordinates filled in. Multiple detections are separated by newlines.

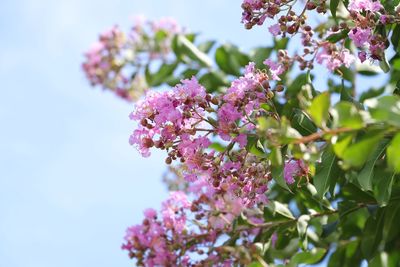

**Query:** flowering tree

left=83, top=1, right=400, bottom=266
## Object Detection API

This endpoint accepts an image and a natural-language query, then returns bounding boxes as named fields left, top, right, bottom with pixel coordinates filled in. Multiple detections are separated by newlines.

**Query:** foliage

left=83, top=1, right=400, bottom=266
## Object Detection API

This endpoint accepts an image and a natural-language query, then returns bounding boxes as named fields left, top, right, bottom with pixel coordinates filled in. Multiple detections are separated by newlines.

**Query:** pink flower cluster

left=348, top=0, right=383, bottom=12
left=241, top=0, right=398, bottom=71
left=249, top=23, right=357, bottom=72
left=82, top=17, right=183, bottom=101
left=124, top=63, right=288, bottom=264
left=241, top=0, right=327, bottom=33
left=82, top=26, right=134, bottom=100
left=122, top=183, right=262, bottom=266
left=129, top=77, right=209, bottom=158
left=129, top=63, right=277, bottom=203
left=347, top=0, right=388, bottom=61
left=316, top=42, right=355, bottom=71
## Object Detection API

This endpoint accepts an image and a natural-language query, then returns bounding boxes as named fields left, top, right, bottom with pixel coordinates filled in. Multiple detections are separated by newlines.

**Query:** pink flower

left=380, top=15, right=390, bottom=24
left=152, top=17, right=182, bottom=34
left=144, top=208, right=157, bottom=219
left=316, top=43, right=355, bottom=71
left=218, top=103, right=242, bottom=141
left=283, top=160, right=308, bottom=184
left=184, top=173, right=197, bottom=182
left=369, top=38, right=386, bottom=60
left=178, top=135, right=211, bottom=170
left=340, top=49, right=356, bottom=68
left=268, top=23, right=281, bottom=36
left=242, top=0, right=264, bottom=9
left=223, top=62, right=261, bottom=104
left=263, top=59, right=284, bottom=80
left=128, top=128, right=154, bottom=157
left=174, top=76, right=206, bottom=101
left=271, top=232, right=278, bottom=248
left=161, top=191, right=190, bottom=233
left=358, top=51, right=367, bottom=62
left=349, top=27, right=372, bottom=47
left=234, top=134, right=248, bottom=148
left=348, top=0, right=383, bottom=12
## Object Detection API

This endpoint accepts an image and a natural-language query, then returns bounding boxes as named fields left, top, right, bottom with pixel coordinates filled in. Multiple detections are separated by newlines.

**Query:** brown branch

left=293, top=127, right=355, bottom=145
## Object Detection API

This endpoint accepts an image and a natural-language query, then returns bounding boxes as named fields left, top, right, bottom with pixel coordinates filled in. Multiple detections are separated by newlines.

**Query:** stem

left=293, top=127, right=354, bottom=144
left=253, top=208, right=338, bottom=229
left=194, top=128, right=214, bottom=132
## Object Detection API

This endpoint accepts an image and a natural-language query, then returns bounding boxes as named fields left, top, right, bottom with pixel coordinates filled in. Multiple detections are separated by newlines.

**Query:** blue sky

left=0, top=1, right=272, bottom=266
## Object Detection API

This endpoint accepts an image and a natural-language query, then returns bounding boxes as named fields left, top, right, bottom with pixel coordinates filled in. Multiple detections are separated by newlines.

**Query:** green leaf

left=248, top=262, right=263, bottom=267
left=268, top=201, right=295, bottom=220
left=358, top=140, right=390, bottom=191
left=181, top=68, right=199, bottom=79
left=314, top=146, right=340, bottom=198
left=383, top=202, right=400, bottom=242
left=369, top=252, right=389, bottom=267
left=279, top=119, right=302, bottom=143
left=340, top=82, right=355, bottom=102
left=357, top=64, right=381, bottom=76
left=246, top=135, right=267, bottom=158
left=393, top=58, right=400, bottom=71
left=382, top=0, right=400, bottom=11
left=164, top=76, right=181, bottom=87
left=297, top=215, right=310, bottom=250
left=342, top=183, right=376, bottom=203
left=257, top=116, right=279, bottom=132
left=271, top=164, right=291, bottom=191
left=373, top=169, right=395, bottom=206
left=176, top=35, right=213, bottom=67
left=387, top=133, right=400, bottom=173
left=290, top=248, right=326, bottom=266
left=270, top=147, right=283, bottom=166
left=297, top=215, right=310, bottom=238
left=333, top=133, right=354, bottom=158
left=209, top=142, right=225, bottom=152
left=391, top=25, right=400, bottom=52
left=330, top=0, right=340, bottom=18
left=327, top=29, right=350, bottom=43
left=198, top=71, right=229, bottom=92
left=184, top=33, right=197, bottom=42
left=215, top=45, right=240, bottom=76
left=286, top=73, right=309, bottom=97
left=342, top=131, right=384, bottom=169
left=308, top=92, right=330, bottom=128
left=338, top=200, right=359, bottom=219
left=339, top=66, right=355, bottom=84
left=291, top=109, right=317, bottom=136
left=250, top=47, right=273, bottom=69
left=321, top=220, right=338, bottom=238
left=274, top=38, right=289, bottom=50
left=379, top=54, right=390, bottom=73
left=328, top=245, right=346, bottom=267
left=328, top=240, right=361, bottom=267
left=359, top=87, right=385, bottom=102
left=149, top=62, right=178, bottom=87
left=154, top=30, right=168, bottom=42
left=197, top=40, right=216, bottom=53
left=215, top=44, right=249, bottom=76
left=361, top=209, right=385, bottom=260
left=331, top=102, right=364, bottom=129
left=365, top=95, right=400, bottom=127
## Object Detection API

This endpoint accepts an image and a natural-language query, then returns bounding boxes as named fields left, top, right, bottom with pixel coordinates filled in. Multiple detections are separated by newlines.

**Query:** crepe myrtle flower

left=283, top=159, right=309, bottom=185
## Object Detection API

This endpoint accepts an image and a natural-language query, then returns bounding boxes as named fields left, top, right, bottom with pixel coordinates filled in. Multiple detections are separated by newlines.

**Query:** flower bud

left=275, top=85, right=284, bottom=92
left=142, top=138, right=154, bottom=148
left=306, top=2, right=316, bottom=10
